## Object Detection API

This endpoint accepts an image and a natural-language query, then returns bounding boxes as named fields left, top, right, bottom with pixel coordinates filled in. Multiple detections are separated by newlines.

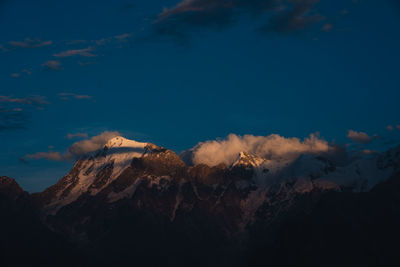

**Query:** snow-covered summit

left=105, top=136, right=147, bottom=150
left=41, top=136, right=154, bottom=213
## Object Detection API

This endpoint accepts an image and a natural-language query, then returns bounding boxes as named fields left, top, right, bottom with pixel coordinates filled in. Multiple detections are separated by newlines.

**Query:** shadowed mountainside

left=1, top=137, right=400, bottom=267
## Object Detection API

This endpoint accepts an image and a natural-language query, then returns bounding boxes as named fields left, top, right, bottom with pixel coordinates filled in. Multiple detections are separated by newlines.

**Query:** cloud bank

left=182, top=133, right=333, bottom=167
left=24, top=131, right=121, bottom=161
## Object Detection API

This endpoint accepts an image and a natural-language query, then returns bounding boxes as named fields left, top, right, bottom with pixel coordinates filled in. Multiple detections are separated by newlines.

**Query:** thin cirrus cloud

left=42, top=60, right=62, bottom=70
left=58, top=93, right=93, bottom=100
left=10, top=69, right=32, bottom=78
left=0, top=95, right=49, bottom=107
left=8, top=38, right=52, bottom=49
left=153, top=0, right=324, bottom=39
left=24, top=131, right=121, bottom=161
left=53, top=47, right=96, bottom=58
left=347, top=130, right=372, bottom=144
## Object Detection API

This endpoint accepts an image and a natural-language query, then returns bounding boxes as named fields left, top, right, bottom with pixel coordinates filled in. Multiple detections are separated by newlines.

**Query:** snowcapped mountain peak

left=40, top=136, right=157, bottom=213
left=105, top=136, right=147, bottom=150
left=232, top=151, right=265, bottom=168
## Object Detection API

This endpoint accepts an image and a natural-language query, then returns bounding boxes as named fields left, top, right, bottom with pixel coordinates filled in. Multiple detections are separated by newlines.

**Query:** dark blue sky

left=1, top=0, right=400, bottom=192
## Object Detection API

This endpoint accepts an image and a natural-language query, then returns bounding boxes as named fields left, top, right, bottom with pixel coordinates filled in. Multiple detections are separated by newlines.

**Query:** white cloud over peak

left=183, top=133, right=333, bottom=167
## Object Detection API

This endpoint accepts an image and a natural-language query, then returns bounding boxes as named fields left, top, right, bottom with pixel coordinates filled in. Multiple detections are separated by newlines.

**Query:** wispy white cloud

left=0, top=95, right=49, bottom=106
left=58, top=93, right=93, bottom=100
left=183, top=133, right=333, bottom=167
left=53, top=47, right=96, bottom=58
left=8, top=38, right=52, bottom=48
left=23, top=131, right=121, bottom=161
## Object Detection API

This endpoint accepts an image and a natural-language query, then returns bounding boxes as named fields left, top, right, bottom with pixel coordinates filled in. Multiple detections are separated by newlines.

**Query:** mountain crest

left=231, top=151, right=265, bottom=169
left=0, top=176, right=25, bottom=200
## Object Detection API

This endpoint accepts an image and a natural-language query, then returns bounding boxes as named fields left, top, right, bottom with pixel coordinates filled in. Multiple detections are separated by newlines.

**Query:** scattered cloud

left=78, top=61, right=95, bottom=67
left=0, top=95, right=49, bottom=131
left=23, top=131, right=121, bottom=161
left=262, top=0, right=324, bottom=34
left=0, top=107, right=27, bottom=131
left=94, top=38, right=108, bottom=46
left=42, top=60, right=62, bottom=70
left=322, top=23, right=333, bottom=32
left=58, top=93, right=93, bottom=100
left=53, top=47, right=96, bottom=58
left=92, top=33, right=132, bottom=47
left=22, top=69, right=32, bottom=75
left=8, top=38, right=52, bottom=49
left=182, top=133, right=333, bottom=167
left=66, top=132, right=89, bottom=139
left=66, top=40, right=87, bottom=45
left=10, top=69, right=32, bottom=78
left=153, top=0, right=324, bottom=40
left=0, top=95, right=49, bottom=107
left=114, top=33, right=132, bottom=40
left=347, top=130, right=372, bottom=144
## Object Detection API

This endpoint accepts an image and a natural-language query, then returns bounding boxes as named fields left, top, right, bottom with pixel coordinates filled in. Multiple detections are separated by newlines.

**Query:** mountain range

left=1, top=136, right=400, bottom=267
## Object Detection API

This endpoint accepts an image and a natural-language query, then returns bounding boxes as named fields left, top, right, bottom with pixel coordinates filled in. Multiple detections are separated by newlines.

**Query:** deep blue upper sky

left=1, top=0, right=400, bottom=192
